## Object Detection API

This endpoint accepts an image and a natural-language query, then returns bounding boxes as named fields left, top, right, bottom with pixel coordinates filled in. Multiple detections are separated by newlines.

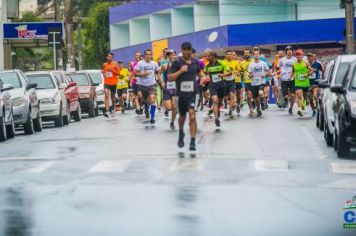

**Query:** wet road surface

left=0, top=105, right=355, bottom=236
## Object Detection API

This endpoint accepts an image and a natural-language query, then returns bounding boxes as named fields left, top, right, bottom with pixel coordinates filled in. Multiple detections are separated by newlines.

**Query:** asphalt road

left=0, top=105, right=355, bottom=236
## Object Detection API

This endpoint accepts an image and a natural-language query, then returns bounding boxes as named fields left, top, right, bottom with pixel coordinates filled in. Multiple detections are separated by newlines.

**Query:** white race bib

left=105, top=72, right=113, bottom=78
left=212, top=74, right=222, bottom=83
left=180, top=81, right=194, bottom=92
left=225, top=75, right=234, bottom=81
left=167, top=81, right=176, bottom=90
left=253, top=77, right=262, bottom=84
left=298, top=74, right=306, bottom=80
left=118, top=80, right=125, bottom=86
left=309, top=72, right=316, bottom=79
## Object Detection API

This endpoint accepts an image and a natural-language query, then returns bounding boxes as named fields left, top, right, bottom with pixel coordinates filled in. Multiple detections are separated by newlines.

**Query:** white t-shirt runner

left=248, top=60, right=270, bottom=86
left=278, top=56, right=297, bottom=81
left=135, top=60, right=161, bottom=86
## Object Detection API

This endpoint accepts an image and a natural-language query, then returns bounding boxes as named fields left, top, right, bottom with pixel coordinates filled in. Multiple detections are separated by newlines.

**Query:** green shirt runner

left=294, top=60, right=310, bottom=88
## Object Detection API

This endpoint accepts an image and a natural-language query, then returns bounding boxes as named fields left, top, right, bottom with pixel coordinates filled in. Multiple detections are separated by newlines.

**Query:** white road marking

left=14, top=162, right=57, bottom=173
left=0, top=156, right=60, bottom=162
left=329, top=162, right=356, bottom=175
left=254, top=160, right=289, bottom=172
left=89, top=160, right=131, bottom=173
left=302, top=126, right=327, bottom=159
left=169, top=159, right=204, bottom=172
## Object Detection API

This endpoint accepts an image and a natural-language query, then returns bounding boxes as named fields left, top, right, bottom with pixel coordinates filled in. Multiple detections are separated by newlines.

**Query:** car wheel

left=0, top=116, right=7, bottom=142
left=63, top=102, right=70, bottom=125
left=73, top=102, right=82, bottom=122
left=6, top=114, right=15, bottom=138
left=333, top=131, right=338, bottom=151
left=23, top=111, right=34, bottom=135
left=94, top=101, right=99, bottom=116
left=319, top=111, right=324, bottom=131
left=33, top=111, right=42, bottom=132
left=54, top=107, right=64, bottom=127
left=88, top=100, right=95, bottom=118
left=324, top=121, right=333, bottom=146
left=336, top=128, right=351, bottom=157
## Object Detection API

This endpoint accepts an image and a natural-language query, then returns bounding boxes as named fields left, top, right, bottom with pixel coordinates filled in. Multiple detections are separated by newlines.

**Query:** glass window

left=27, top=74, right=56, bottom=89
left=335, top=62, right=352, bottom=84
left=70, top=74, right=90, bottom=86
left=351, top=69, right=356, bottom=90
left=0, top=72, right=22, bottom=88
left=88, top=71, right=102, bottom=84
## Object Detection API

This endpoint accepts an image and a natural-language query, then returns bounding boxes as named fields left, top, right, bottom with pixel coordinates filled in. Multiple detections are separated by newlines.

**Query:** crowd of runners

left=102, top=42, right=325, bottom=151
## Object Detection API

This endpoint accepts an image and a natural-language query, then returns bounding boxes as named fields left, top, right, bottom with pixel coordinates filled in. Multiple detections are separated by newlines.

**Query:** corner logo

left=343, top=196, right=356, bottom=229
left=208, top=31, right=218, bottom=43
left=15, top=25, right=37, bottom=39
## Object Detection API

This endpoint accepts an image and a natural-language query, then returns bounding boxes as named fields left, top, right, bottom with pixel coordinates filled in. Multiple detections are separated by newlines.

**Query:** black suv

left=331, top=60, right=356, bottom=157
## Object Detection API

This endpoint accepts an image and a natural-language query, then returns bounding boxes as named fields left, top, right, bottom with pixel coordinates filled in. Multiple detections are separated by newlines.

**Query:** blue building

left=109, top=0, right=349, bottom=64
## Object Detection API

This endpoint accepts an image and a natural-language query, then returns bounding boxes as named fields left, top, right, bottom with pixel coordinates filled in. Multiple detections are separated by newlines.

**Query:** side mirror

left=0, top=84, right=14, bottom=92
left=93, top=83, right=99, bottom=86
left=318, top=80, right=330, bottom=89
left=68, top=81, right=77, bottom=87
left=330, top=85, right=345, bottom=94
left=27, top=83, right=37, bottom=90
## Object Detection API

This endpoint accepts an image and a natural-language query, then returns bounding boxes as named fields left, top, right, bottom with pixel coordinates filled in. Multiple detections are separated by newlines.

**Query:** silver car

left=83, top=70, right=105, bottom=113
left=0, top=82, right=15, bottom=142
left=0, top=70, right=42, bottom=135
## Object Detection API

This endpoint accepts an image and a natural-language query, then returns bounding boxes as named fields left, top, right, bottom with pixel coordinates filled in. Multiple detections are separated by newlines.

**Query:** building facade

left=109, top=0, right=349, bottom=64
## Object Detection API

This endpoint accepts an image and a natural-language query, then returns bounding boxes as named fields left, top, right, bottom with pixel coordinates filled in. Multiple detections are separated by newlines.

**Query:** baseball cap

left=285, top=46, right=293, bottom=51
left=296, top=49, right=304, bottom=56
left=181, top=42, right=192, bottom=50
left=166, top=49, right=176, bottom=55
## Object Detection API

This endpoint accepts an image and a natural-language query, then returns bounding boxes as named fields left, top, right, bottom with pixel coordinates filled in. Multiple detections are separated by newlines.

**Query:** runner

left=134, top=49, right=164, bottom=124
left=117, top=61, right=130, bottom=114
left=240, top=49, right=254, bottom=116
left=129, top=52, right=143, bottom=115
left=272, top=51, right=284, bottom=107
left=307, top=53, right=325, bottom=117
left=248, top=50, right=270, bottom=117
left=223, top=50, right=238, bottom=118
left=161, top=48, right=171, bottom=117
left=201, top=49, right=211, bottom=112
left=278, top=46, right=297, bottom=115
left=168, top=42, right=204, bottom=151
left=260, top=54, right=271, bottom=110
left=204, top=51, right=230, bottom=127
left=192, top=49, right=206, bottom=111
left=162, top=49, right=178, bottom=129
left=103, top=52, right=120, bottom=118
left=291, top=49, right=313, bottom=117
left=233, top=51, right=243, bottom=114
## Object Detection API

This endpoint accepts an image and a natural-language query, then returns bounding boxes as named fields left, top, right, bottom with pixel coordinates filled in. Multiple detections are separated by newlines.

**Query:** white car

left=318, top=55, right=356, bottom=146
left=83, top=70, right=105, bottom=112
left=26, top=72, right=70, bottom=127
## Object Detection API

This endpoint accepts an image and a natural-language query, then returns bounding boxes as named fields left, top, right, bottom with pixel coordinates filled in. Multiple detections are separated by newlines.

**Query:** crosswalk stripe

left=329, top=162, right=356, bottom=175
left=89, top=160, right=131, bottom=173
left=169, top=159, right=204, bottom=172
left=254, top=160, right=289, bottom=172
left=14, top=162, right=57, bottom=173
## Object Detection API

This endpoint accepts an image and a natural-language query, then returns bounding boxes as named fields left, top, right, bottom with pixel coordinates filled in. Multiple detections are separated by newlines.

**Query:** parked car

left=51, top=71, right=81, bottom=122
left=316, top=60, right=335, bottom=131
left=331, top=60, right=356, bottom=157
left=82, top=70, right=105, bottom=113
left=318, top=55, right=356, bottom=147
left=0, top=70, right=42, bottom=134
left=0, top=82, right=15, bottom=142
left=26, top=72, right=70, bottom=127
left=68, top=72, right=99, bottom=118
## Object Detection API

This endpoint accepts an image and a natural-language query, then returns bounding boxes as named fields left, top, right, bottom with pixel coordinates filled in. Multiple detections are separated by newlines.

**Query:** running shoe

left=312, top=110, right=317, bottom=117
left=145, top=109, right=150, bottom=119
left=297, top=110, right=303, bottom=117
left=164, top=111, right=169, bottom=117
left=170, top=122, right=175, bottom=130
left=289, top=108, right=293, bottom=115
left=207, top=109, right=213, bottom=116
left=215, top=119, right=221, bottom=127
left=104, top=113, right=109, bottom=118
left=257, top=110, right=263, bottom=117
left=189, top=141, right=196, bottom=151
left=236, top=106, right=240, bottom=114
left=228, top=111, right=233, bottom=119
left=150, top=119, right=155, bottom=124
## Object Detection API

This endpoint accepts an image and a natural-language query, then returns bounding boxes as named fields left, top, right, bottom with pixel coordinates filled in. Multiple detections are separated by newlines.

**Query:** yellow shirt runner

left=117, top=68, right=129, bottom=90
left=240, top=59, right=253, bottom=84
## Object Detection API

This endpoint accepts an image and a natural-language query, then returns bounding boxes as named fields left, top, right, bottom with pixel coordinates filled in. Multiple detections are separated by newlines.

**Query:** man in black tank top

left=168, top=42, right=205, bottom=151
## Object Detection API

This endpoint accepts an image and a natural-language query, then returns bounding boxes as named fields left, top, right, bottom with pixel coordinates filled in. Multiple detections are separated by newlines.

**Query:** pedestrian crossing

left=2, top=156, right=356, bottom=176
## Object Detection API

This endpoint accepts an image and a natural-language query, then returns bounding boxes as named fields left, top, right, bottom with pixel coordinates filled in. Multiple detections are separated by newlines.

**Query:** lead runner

left=168, top=42, right=205, bottom=151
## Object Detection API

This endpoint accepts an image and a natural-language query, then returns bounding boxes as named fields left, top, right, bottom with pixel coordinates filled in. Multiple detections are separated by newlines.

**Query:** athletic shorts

left=117, top=88, right=127, bottom=97
left=210, top=82, right=225, bottom=99
left=281, top=80, right=295, bottom=96
left=224, top=81, right=236, bottom=96
left=138, top=84, right=157, bottom=101
left=202, top=82, right=210, bottom=92
left=178, top=94, right=199, bottom=117
left=245, top=83, right=252, bottom=92
left=132, top=83, right=139, bottom=95
left=163, top=90, right=177, bottom=101
left=295, top=86, right=310, bottom=93
left=251, top=84, right=265, bottom=99
left=104, top=84, right=116, bottom=95
left=272, top=78, right=280, bottom=87
left=310, top=79, right=319, bottom=87
left=235, top=82, right=242, bottom=90
left=265, top=81, right=270, bottom=86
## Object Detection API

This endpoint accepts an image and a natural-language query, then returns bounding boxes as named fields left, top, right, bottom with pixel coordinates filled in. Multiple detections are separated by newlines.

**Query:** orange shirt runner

left=103, top=61, right=120, bottom=86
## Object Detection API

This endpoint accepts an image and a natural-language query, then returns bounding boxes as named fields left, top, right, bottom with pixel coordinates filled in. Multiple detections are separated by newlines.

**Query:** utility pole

left=77, top=11, right=83, bottom=70
left=54, top=0, right=64, bottom=69
left=64, top=0, right=75, bottom=71
left=345, top=0, right=355, bottom=54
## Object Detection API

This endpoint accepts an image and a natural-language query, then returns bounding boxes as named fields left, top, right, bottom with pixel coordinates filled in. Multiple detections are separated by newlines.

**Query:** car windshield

left=335, top=62, right=351, bottom=84
left=27, top=74, right=56, bottom=89
left=70, top=74, right=90, bottom=86
left=0, top=72, right=21, bottom=88
left=88, top=72, right=102, bottom=84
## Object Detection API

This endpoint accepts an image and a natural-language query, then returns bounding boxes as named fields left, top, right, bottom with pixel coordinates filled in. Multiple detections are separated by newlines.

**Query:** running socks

left=150, top=105, right=156, bottom=120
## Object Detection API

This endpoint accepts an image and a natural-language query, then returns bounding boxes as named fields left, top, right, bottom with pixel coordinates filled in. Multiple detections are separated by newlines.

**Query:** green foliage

left=14, top=11, right=43, bottom=22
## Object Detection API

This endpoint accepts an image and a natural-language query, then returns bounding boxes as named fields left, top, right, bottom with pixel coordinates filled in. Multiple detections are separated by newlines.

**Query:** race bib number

left=298, top=74, right=306, bottom=80
left=225, top=75, right=234, bottom=81
left=105, top=72, right=113, bottom=78
left=253, top=77, right=263, bottom=84
left=118, top=80, right=125, bottom=86
left=180, top=81, right=194, bottom=92
left=167, top=81, right=176, bottom=90
left=212, top=74, right=222, bottom=83
left=309, top=72, right=316, bottom=79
